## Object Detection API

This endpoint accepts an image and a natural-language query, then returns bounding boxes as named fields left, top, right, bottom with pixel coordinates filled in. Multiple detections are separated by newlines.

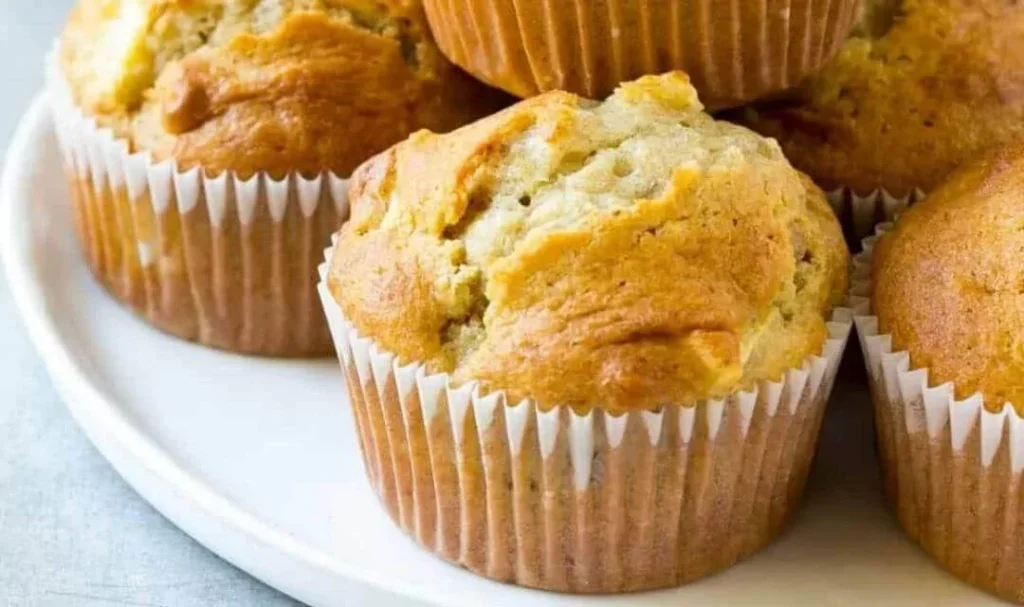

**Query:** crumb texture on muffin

left=329, top=73, right=849, bottom=413
left=740, top=0, right=1024, bottom=196
left=59, top=0, right=504, bottom=176
left=873, top=141, right=1024, bottom=412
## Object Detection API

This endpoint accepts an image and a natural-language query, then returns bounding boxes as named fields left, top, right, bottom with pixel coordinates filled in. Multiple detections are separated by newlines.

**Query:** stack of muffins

left=49, top=0, right=1024, bottom=601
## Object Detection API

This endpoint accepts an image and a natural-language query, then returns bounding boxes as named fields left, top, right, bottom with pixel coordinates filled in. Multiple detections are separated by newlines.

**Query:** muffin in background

left=857, top=141, right=1024, bottom=603
left=320, top=72, right=852, bottom=592
left=422, top=0, right=862, bottom=110
left=53, top=0, right=507, bottom=356
left=737, top=0, right=1024, bottom=235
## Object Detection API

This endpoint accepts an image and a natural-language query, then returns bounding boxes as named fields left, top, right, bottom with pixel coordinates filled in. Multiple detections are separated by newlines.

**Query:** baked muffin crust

left=60, top=0, right=505, bottom=177
left=330, top=73, right=849, bottom=413
left=873, top=141, right=1024, bottom=413
left=739, top=0, right=1024, bottom=197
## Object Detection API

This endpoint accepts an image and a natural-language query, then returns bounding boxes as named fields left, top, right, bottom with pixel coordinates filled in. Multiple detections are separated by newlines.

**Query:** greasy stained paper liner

left=854, top=225, right=1024, bottom=603
left=317, top=243, right=854, bottom=593
left=422, top=0, right=861, bottom=108
left=825, top=187, right=926, bottom=242
left=46, top=47, right=348, bottom=357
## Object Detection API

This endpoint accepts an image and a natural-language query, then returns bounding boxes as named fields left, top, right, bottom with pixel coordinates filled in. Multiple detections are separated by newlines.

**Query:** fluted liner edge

left=854, top=225, right=1024, bottom=603
left=318, top=244, right=853, bottom=592
left=47, top=45, right=347, bottom=357
left=421, top=0, right=861, bottom=109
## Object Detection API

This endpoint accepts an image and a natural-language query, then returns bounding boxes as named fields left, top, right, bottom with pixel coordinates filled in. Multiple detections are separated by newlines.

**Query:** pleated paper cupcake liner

left=854, top=227, right=1024, bottom=603
left=318, top=243, right=854, bottom=593
left=422, top=0, right=861, bottom=109
left=825, top=187, right=927, bottom=243
left=47, top=48, right=348, bottom=357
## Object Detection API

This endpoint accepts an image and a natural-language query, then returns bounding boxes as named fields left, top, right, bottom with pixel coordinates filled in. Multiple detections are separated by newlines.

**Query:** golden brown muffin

left=422, top=0, right=861, bottom=110
left=320, top=73, right=854, bottom=594
left=739, top=0, right=1024, bottom=197
left=873, top=140, right=1024, bottom=414
left=59, top=0, right=507, bottom=177
left=329, top=72, right=849, bottom=413
left=863, top=140, right=1024, bottom=604
left=53, top=0, right=508, bottom=357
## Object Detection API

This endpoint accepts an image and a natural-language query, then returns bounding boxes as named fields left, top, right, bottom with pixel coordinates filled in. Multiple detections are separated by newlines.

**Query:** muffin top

left=59, top=0, right=506, bottom=177
left=328, top=73, right=849, bottom=413
left=873, top=141, right=1024, bottom=412
left=739, top=0, right=1024, bottom=197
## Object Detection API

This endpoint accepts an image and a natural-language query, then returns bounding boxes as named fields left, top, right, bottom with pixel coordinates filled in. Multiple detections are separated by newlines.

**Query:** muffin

left=855, top=141, right=1024, bottom=602
left=421, top=0, right=862, bottom=110
left=739, top=0, right=1024, bottom=236
left=318, top=72, right=852, bottom=592
left=51, top=0, right=506, bottom=356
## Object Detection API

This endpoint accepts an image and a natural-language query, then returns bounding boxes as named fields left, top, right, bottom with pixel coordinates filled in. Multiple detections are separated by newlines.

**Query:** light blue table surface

left=0, top=3, right=301, bottom=605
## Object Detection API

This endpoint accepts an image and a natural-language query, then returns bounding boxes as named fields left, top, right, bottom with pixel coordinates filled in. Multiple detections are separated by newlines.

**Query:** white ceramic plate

left=1, top=95, right=1004, bottom=606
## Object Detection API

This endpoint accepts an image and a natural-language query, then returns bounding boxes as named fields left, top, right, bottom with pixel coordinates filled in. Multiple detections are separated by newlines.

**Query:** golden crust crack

left=59, top=0, right=507, bottom=176
left=330, top=73, right=849, bottom=413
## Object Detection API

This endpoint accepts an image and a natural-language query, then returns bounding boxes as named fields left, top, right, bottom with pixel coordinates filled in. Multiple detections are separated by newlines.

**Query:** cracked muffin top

left=873, top=141, right=1024, bottom=412
left=738, top=0, right=1024, bottom=197
left=58, top=0, right=507, bottom=177
left=328, top=73, right=849, bottom=413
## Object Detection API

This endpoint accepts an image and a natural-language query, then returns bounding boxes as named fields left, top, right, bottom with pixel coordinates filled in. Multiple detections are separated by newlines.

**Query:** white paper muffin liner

left=423, top=0, right=861, bottom=109
left=854, top=224, right=1024, bottom=602
left=317, top=242, right=853, bottom=592
left=47, top=47, right=348, bottom=356
left=825, top=187, right=926, bottom=240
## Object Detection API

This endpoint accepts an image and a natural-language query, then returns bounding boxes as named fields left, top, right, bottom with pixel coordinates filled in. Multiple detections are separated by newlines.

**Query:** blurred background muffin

left=53, top=0, right=508, bottom=356
left=859, top=140, right=1024, bottom=603
left=421, top=0, right=863, bottom=110
left=320, top=72, right=851, bottom=592
left=737, top=0, right=1024, bottom=235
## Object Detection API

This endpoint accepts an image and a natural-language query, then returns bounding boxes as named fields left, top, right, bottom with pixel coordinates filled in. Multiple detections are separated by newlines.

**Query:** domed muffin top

left=739, top=0, right=1024, bottom=197
left=59, top=0, right=504, bottom=177
left=329, top=73, right=849, bottom=413
left=873, top=141, right=1024, bottom=413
